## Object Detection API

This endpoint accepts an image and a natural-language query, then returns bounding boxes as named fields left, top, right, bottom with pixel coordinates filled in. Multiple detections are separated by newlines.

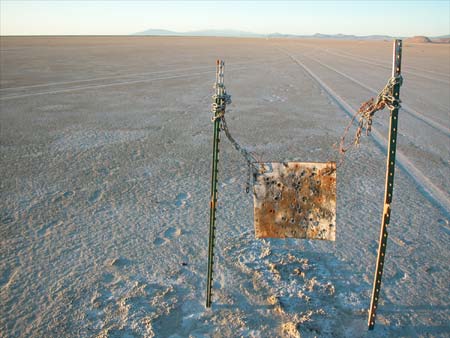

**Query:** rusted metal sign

left=253, top=162, right=336, bottom=240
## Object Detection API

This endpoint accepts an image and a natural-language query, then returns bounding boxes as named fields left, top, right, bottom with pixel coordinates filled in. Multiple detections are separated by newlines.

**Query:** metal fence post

left=368, top=39, right=402, bottom=330
left=206, top=60, right=227, bottom=307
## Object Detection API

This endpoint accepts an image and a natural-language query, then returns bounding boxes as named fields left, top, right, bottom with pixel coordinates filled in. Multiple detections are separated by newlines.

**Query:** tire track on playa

left=320, top=48, right=450, bottom=85
left=304, top=48, right=450, bottom=116
left=278, top=47, right=450, bottom=216
left=0, top=57, right=286, bottom=92
left=0, top=71, right=215, bottom=100
left=301, top=53, right=450, bottom=137
left=0, top=59, right=287, bottom=100
left=0, top=66, right=216, bottom=91
left=325, top=48, right=450, bottom=79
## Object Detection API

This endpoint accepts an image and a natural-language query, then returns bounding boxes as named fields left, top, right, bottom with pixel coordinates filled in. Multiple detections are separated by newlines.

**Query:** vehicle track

left=300, top=53, right=450, bottom=137
left=278, top=47, right=450, bottom=216
left=320, top=48, right=450, bottom=85
left=290, top=42, right=450, bottom=85
left=0, top=60, right=285, bottom=101
left=0, top=57, right=287, bottom=92
left=0, top=71, right=215, bottom=100
left=0, top=65, right=217, bottom=92
left=324, top=47, right=450, bottom=79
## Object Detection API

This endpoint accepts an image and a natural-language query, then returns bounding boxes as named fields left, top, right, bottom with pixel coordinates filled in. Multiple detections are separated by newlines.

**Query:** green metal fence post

left=206, top=60, right=229, bottom=308
left=368, top=39, right=402, bottom=330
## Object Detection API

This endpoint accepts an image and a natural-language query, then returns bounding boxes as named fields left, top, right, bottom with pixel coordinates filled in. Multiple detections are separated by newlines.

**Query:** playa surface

left=1, top=36, right=449, bottom=337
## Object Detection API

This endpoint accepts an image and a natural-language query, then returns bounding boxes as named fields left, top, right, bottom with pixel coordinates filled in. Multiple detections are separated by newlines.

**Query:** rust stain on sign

left=253, top=162, right=336, bottom=240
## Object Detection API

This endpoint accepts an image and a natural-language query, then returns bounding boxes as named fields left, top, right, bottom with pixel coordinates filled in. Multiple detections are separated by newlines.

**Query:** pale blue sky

left=1, top=1, right=449, bottom=36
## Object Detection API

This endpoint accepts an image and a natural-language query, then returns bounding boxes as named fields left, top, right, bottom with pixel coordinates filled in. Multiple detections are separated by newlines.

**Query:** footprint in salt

left=153, top=237, right=166, bottom=246
left=154, top=226, right=182, bottom=246
left=37, top=220, right=63, bottom=237
left=52, top=190, right=75, bottom=204
left=108, top=256, right=131, bottom=268
left=89, top=189, right=103, bottom=204
left=164, top=227, right=182, bottom=239
left=438, top=219, right=450, bottom=235
left=174, top=192, right=190, bottom=207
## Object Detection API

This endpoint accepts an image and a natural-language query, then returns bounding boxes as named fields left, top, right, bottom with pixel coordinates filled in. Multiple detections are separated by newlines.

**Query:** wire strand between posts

left=335, top=75, right=403, bottom=166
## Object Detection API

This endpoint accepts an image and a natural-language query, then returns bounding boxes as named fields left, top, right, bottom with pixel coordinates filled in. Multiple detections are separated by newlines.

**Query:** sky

left=1, top=1, right=449, bottom=37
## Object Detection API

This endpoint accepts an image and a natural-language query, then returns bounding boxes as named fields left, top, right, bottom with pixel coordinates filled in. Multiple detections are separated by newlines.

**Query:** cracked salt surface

left=1, top=37, right=449, bottom=337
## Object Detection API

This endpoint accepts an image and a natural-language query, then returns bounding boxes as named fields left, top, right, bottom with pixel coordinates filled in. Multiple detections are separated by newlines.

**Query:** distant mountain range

left=133, top=29, right=450, bottom=41
left=267, top=33, right=395, bottom=40
left=134, top=29, right=262, bottom=38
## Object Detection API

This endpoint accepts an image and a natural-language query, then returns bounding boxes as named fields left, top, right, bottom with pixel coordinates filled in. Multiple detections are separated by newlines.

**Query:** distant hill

left=434, top=38, right=450, bottom=43
left=134, top=28, right=262, bottom=38
left=431, top=34, right=450, bottom=43
left=134, top=29, right=181, bottom=36
left=134, top=29, right=180, bottom=36
left=310, top=33, right=394, bottom=40
left=133, top=29, right=448, bottom=42
left=134, top=29, right=395, bottom=39
left=405, top=36, right=432, bottom=43
left=188, top=29, right=262, bottom=37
